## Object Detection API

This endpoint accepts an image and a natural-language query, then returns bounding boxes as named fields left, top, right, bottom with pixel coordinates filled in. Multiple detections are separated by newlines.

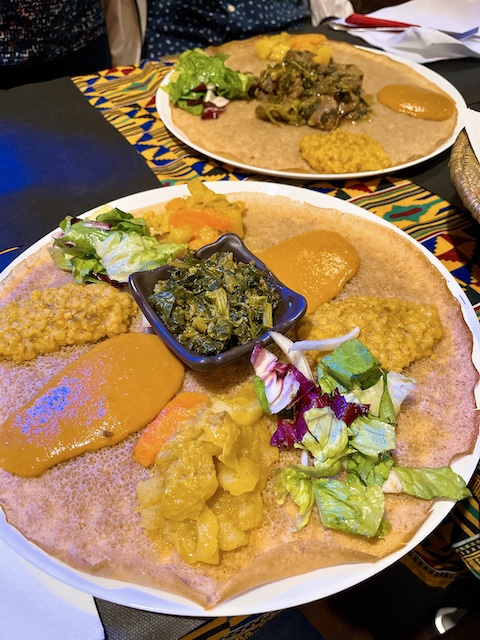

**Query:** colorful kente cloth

left=73, top=60, right=480, bottom=315
left=72, top=59, right=480, bottom=635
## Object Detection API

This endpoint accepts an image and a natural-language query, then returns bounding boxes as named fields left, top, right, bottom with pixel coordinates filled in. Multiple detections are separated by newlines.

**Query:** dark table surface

left=1, top=26, right=479, bottom=274
left=1, top=23, right=479, bottom=640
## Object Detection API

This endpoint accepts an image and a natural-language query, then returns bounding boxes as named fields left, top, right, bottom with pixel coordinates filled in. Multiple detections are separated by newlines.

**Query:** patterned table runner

left=73, top=60, right=479, bottom=315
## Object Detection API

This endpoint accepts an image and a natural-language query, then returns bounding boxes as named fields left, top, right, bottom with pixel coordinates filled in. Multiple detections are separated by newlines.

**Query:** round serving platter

left=156, top=46, right=466, bottom=181
left=1, top=182, right=479, bottom=616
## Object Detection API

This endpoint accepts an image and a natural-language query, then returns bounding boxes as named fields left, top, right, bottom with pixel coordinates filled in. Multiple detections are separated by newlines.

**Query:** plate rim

left=156, top=43, right=467, bottom=180
left=1, top=181, right=479, bottom=616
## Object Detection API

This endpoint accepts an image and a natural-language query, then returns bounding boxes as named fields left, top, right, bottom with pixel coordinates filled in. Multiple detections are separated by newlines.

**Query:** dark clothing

left=0, top=1, right=111, bottom=89
left=0, top=33, right=111, bottom=89
left=145, top=0, right=311, bottom=58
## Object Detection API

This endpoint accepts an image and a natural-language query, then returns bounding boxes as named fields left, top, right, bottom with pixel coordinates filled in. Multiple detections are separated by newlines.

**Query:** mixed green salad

left=251, top=335, right=471, bottom=539
left=162, top=48, right=255, bottom=118
left=50, top=206, right=187, bottom=284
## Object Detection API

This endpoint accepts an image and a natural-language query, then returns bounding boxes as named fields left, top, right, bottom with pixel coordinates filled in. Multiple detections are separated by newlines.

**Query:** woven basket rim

left=449, top=129, right=480, bottom=223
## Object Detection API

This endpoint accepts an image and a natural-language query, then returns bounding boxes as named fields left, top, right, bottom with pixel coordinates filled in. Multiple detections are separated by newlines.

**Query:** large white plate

left=156, top=46, right=466, bottom=181
left=1, top=182, right=479, bottom=617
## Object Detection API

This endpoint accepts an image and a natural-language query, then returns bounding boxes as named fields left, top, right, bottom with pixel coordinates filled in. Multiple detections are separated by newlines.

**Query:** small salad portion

left=251, top=336, right=471, bottom=539
left=162, top=48, right=255, bottom=119
left=50, top=207, right=187, bottom=285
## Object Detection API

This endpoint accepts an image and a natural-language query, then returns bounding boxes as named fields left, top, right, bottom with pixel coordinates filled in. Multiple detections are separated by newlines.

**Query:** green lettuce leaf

left=253, top=375, right=270, bottom=414
left=321, top=339, right=382, bottom=391
left=386, top=371, right=417, bottom=415
left=316, top=363, right=346, bottom=395
left=274, top=466, right=317, bottom=530
left=163, top=48, right=255, bottom=114
left=379, top=372, right=397, bottom=424
left=50, top=208, right=187, bottom=283
left=394, top=466, right=472, bottom=500
left=55, top=217, right=108, bottom=256
left=300, top=407, right=349, bottom=476
left=91, top=232, right=186, bottom=283
left=354, top=370, right=416, bottom=420
left=346, top=451, right=395, bottom=486
left=48, top=245, right=83, bottom=272
left=349, top=415, right=396, bottom=457
left=94, top=207, right=149, bottom=234
left=313, top=477, right=385, bottom=537
left=71, top=257, right=106, bottom=283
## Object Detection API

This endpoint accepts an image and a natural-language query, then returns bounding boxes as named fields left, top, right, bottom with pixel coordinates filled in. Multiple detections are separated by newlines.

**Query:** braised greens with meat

left=148, top=250, right=281, bottom=356
left=253, top=49, right=371, bottom=131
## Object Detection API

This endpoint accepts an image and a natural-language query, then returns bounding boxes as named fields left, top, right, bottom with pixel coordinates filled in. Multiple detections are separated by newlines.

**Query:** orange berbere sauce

left=0, top=333, right=185, bottom=477
left=377, top=84, right=455, bottom=121
left=258, top=230, right=359, bottom=314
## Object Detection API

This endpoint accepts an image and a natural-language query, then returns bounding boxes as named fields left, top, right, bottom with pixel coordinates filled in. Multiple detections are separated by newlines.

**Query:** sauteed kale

left=149, top=250, right=281, bottom=356
left=253, top=49, right=371, bottom=131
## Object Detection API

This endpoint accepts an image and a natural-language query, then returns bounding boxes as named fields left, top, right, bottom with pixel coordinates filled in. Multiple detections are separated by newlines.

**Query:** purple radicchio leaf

left=96, top=272, right=121, bottom=288
left=251, top=344, right=315, bottom=414
left=201, top=102, right=226, bottom=119
left=330, top=388, right=369, bottom=425
left=82, top=221, right=112, bottom=231
left=271, top=389, right=330, bottom=448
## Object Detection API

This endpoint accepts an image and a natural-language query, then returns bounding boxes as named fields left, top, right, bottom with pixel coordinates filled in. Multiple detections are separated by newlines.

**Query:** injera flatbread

left=0, top=192, right=478, bottom=608
left=169, top=38, right=458, bottom=173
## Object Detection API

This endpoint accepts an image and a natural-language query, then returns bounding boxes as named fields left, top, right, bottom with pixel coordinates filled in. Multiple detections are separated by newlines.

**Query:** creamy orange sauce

left=257, top=230, right=359, bottom=313
left=377, top=85, right=455, bottom=121
left=0, top=333, right=185, bottom=477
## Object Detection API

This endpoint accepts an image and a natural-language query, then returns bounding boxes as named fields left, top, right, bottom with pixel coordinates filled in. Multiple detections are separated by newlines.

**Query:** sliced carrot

left=289, top=33, right=327, bottom=49
left=169, top=206, right=237, bottom=234
left=133, top=391, right=210, bottom=467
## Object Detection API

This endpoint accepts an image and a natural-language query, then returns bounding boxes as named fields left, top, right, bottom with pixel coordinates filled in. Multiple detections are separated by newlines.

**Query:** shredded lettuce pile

left=49, top=206, right=187, bottom=284
left=162, top=48, right=255, bottom=118
left=251, top=338, right=471, bottom=539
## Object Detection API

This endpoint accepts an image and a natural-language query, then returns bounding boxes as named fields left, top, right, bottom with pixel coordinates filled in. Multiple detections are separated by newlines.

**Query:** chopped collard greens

left=148, top=250, right=281, bottom=356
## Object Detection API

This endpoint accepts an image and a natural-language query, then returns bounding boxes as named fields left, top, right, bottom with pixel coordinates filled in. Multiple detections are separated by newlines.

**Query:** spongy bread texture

left=0, top=193, right=478, bottom=609
left=171, top=38, right=458, bottom=173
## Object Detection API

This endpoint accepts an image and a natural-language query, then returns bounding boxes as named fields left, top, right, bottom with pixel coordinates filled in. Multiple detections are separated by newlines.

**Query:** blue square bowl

left=128, top=233, right=307, bottom=371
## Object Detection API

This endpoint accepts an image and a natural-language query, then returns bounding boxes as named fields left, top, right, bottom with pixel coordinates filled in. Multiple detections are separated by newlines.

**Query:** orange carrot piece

left=169, top=207, right=236, bottom=234
left=289, top=33, right=327, bottom=49
left=133, top=391, right=210, bottom=467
